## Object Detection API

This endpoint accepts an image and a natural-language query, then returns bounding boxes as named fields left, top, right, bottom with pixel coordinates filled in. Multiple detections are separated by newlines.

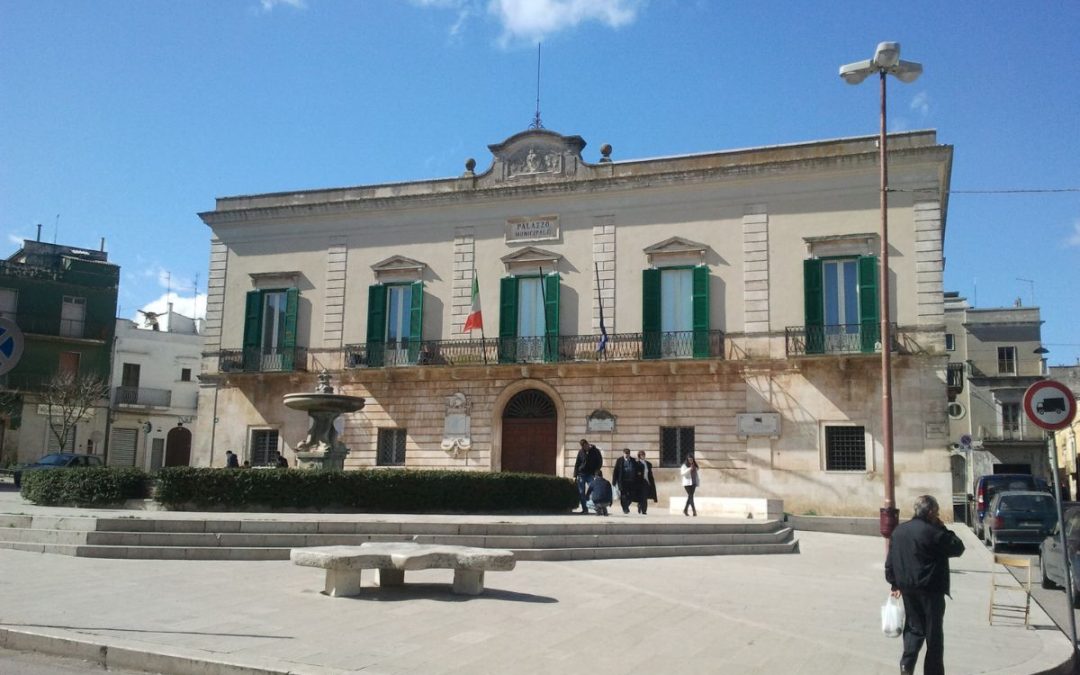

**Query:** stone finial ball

left=600, top=144, right=612, bottom=158
left=465, top=158, right=476, bottom=171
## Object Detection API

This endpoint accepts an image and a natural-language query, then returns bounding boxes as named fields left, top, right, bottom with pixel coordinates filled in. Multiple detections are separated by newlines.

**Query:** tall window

left=499, top=274, right=559, bottom=364
left=242, top=288, right=298, bottom=371
left=0, top=288, right=16, bottom=320
left=998, top=346, right=1017, bottom=374
left=803, top=256, right=878, bottom=355
left=825, top=425, right=866, bottom=471
left=660, top=426, right=695, bottom=467
left=118, top=363, right=141, bottom=405
left=60, top=296, right=86, bottom=338
left=250, top=429, right=280, bottom=466
left=377, top=428, right=407, bottom=466
left=180, top=368, right=192, bottom=382
left=366, top=281, right=423, bottom=367
left=1001, top=402, right=1021, bottom=437
left=58, top=351, right=81, bottom=376
left=945, top=333, right=955, bottom=351
left=642, top=266, right=709, bottom=360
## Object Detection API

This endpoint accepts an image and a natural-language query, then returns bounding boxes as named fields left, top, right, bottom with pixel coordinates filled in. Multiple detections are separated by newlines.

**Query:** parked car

left=1040, top=504, right=1080, bottom=605
left=983, top=491, right=1058, bottom=550
left=970, top=473, right=1041, bottom=538
left=13, top=453, right=104, bottom=487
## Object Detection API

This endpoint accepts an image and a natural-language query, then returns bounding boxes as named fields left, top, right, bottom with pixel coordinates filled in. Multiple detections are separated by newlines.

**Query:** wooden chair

left=989, top=554, right=1032, bottom=626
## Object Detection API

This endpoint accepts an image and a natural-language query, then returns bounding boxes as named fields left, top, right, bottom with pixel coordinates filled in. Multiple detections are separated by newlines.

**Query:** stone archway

left=500, top=389, right=557, bottom=475
left=165, top=426, right=192, bottom=467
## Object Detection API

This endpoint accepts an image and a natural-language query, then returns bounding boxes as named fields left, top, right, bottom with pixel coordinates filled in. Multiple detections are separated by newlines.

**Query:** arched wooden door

left=501, top=389, right=557, bottom=475
left=164, top=426, right=192, bottom=467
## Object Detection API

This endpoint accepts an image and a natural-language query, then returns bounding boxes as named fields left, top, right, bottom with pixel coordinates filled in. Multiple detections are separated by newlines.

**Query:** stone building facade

left=193, top=128, right=954, bottom=516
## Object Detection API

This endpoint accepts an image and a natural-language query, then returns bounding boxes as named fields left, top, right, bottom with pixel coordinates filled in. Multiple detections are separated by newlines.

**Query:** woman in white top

left=680, top=455, right=699, bottom=516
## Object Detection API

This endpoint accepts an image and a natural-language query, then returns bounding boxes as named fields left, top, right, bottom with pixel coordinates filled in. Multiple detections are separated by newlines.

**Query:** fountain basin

left=283, top=393, right=365, bottom=414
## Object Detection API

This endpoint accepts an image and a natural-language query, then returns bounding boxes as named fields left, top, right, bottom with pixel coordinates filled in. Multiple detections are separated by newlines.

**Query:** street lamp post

left=839, top=43, right=923, bottom=540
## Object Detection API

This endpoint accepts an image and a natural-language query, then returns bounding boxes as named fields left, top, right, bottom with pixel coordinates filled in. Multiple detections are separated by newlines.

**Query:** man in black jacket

left=573, top=439, right=603, bottom=514
left=885, top=495, right=965, bottom=675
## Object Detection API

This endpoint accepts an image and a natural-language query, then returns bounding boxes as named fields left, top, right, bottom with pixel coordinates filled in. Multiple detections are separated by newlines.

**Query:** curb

left=0, top=626, right=336, bottom=675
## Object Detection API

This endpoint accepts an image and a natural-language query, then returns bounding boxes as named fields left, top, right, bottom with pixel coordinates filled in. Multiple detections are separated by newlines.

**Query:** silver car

left=1039, top=504, right=1080, bottom=606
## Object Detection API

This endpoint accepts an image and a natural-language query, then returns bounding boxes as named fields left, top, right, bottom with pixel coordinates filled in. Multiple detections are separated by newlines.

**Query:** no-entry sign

left=1023, top=380, right=1078, bottom=431
left=0, top=317, right=25, bottom=377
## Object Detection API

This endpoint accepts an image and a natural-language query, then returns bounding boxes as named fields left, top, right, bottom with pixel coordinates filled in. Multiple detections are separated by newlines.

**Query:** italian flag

left=463, top=273, right=483, bottom=332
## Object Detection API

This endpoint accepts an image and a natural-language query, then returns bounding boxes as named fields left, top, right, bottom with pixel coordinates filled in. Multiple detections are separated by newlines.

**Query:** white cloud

left=258, top=0, right=307, bottom=12
left=489, top=0, right=642, bottom=44
left=7, top=233, right=25, bottom=246
left=133, top=293, right=208, bottom=324
left=1066, top=220, right=1080, bottom=248
left=909, top=91, right=930, bottom=117
left=412, top=0, right=643, bottom=44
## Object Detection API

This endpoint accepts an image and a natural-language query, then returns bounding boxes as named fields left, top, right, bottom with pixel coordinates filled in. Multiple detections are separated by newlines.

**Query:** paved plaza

left=0, top=492, right=1072, bottom=674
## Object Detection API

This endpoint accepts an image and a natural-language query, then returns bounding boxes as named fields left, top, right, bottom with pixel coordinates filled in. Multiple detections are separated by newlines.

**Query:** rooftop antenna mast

left=528, top=43, right=544, bottom=130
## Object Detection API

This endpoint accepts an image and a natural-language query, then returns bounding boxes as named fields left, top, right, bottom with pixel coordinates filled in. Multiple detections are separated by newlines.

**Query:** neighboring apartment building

left=108, top=305, right=201, bottom=469
left=193, top=128, right=953, bottom=516
left=944, top=292, right=1049, bottom=503
left=1050, top=365, right=1080, bottom=499
left=0, top=239, right=119, bottom=464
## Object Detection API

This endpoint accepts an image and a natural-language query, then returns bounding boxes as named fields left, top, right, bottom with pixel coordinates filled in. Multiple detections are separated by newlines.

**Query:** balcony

left=218, top=346, right=308, bottom=374
left=785, top=323, right=897, bottom=357
left=9, top=311, right=112, bottom=341
left=343, top=330, right=726, bottom=368
left=947, top=362, right=965, bottom=399
left=113, top=386, right=172, bottom=408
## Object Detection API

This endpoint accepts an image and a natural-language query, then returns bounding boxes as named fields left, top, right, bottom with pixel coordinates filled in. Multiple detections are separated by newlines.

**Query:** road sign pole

left=1048, top=432, right=1079, bottom=657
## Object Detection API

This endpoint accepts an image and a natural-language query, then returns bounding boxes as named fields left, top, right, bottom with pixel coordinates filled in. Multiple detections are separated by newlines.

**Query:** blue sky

left=2, top=1, right=1078, bottom=365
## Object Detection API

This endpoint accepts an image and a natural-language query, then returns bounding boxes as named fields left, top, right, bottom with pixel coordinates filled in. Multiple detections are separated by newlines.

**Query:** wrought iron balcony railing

left=218, top=346, right=308, bottom=373
left=113, top=386, right=172, bottom=408
left=785, top=323, right=897, bottom=357
left=947, top=362, right=965, bottom=392
left=343, top=330, right=725, bottom=368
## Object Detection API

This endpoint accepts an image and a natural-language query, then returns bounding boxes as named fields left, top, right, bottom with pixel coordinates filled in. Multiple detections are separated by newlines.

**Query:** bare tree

left=39, top=372, right=109, bottom=453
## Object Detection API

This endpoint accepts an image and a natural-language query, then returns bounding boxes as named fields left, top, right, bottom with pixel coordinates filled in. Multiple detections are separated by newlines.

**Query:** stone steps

left=0, top=515, right=799, bottom=561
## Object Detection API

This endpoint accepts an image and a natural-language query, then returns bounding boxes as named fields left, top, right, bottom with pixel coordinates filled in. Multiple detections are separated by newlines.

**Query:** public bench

left=290, top=542, right=516, bottom=597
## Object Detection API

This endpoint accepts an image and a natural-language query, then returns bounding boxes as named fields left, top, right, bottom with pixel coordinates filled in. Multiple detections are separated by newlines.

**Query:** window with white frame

left=824, top=425, right=867, bottom=471
left=60, top=296, right=86, bottom=338
left=945, top=333, right=955, bottom=351
left=1001, top=402, right=1021, bottom=437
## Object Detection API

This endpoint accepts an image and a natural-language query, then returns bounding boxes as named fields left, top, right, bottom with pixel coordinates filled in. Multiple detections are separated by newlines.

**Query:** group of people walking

left=573, top=439, right=699, bottom=516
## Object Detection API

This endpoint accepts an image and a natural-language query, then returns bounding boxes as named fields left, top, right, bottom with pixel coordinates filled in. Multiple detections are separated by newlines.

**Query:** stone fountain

left=283, top=370, right=365, bottom=471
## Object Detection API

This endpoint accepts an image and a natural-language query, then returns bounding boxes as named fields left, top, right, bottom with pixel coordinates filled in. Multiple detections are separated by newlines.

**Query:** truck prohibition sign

left=1023, top=380, right=1077, bottom=431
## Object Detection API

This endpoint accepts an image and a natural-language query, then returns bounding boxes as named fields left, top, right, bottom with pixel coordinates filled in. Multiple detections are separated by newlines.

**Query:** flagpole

left=595, top=261, right=608, bottom=360
left=476, top=270, right=487, bottom=364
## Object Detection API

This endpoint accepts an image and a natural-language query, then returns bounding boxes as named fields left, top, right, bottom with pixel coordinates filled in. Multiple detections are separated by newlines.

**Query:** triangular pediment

left=500, top=246, right=562, bottom=266
left=643, top=237, right=709, bottom=255
left=371, top=255, right=426, bottom=273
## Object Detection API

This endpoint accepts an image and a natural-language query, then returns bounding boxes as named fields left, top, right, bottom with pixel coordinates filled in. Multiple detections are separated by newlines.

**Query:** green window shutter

left=692, top=265, right=710, bottom=358
left=642, top=268, right=661, bottom=360
left=282, top=287, right=299, bottom=370
left=858, top=255, right=880, bottom=353
left=498, top=276, right=519, bottom=363
left=803, top=259, right=825, bottom=355
left=242, top=290, right=262, bottom=371
left=407, top=280, right=424, bottom=363
left=366, top=284, right=387, bottom=367
left=543, top=273, right=560, bottom=362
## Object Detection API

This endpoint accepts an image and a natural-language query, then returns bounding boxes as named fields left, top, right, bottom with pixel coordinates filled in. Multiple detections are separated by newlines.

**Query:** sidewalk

left=0, top=492, right=1072, bottom=674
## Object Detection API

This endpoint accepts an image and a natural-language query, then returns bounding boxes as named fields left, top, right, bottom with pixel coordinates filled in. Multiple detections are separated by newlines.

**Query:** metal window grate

left=377, top=428, right=407, bottom=466
left=825, top=426, right=865, bottom=471
left=251, top=429, right=279, bottom=466
left=660, top=426, right=695, bottom=468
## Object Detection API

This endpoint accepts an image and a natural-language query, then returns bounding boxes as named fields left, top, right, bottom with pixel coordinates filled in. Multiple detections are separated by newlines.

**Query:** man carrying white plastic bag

left=882, top=593, right=905, bottom=638
left=885, top=495, right=965, bottom=675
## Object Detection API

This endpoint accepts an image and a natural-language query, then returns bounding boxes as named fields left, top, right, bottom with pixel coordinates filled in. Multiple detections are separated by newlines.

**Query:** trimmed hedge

left=154, top=467, right=580, bottom=513
left=21, top=467, right=150, bottom=506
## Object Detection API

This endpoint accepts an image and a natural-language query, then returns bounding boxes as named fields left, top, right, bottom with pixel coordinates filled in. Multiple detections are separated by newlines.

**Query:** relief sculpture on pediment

left=509, top=146, right=562, bottom=177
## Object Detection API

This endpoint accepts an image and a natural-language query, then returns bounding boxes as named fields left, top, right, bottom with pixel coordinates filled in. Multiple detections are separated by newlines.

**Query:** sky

left=1, top=1, right=1078, bottom=365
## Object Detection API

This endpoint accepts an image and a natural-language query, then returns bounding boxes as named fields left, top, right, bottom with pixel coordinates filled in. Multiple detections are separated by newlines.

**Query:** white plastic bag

left=881, top=594, right=905, bottom=638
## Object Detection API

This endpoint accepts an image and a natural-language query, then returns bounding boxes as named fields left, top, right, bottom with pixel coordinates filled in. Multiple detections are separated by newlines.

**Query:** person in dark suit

left=885, top=494, right=965, bottom=675
left=573, top=439, right=603, bottom=514
left=635, top=451, right=657, bottom=514
left=611, top=448, right=641, bottom=514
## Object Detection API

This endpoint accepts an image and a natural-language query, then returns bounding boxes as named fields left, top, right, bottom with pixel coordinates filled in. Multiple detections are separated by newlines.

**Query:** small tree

left=39, top=372, right=109, bottom=453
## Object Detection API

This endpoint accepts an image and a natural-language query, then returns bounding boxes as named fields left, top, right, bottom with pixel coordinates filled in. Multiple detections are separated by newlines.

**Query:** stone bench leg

left=375, top=568, right=405, bottom=587
left=452, top=569, right=485, bottom=596
left=324, top=569, right=363, bottom=597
